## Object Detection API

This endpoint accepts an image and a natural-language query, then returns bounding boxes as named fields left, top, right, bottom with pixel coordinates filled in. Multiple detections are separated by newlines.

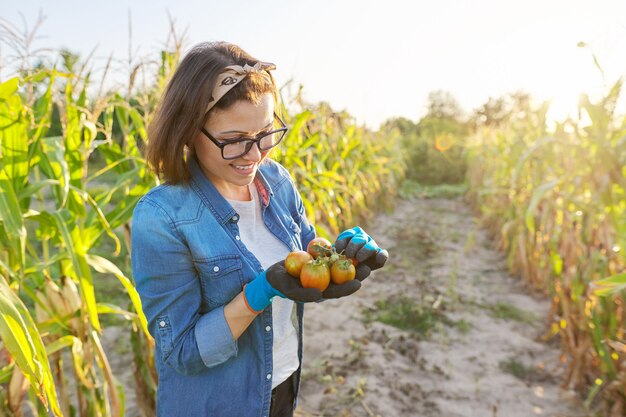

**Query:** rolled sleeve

left=194, top=305, right=238, bottom=367
left=131, top=197, right=237, bottom=375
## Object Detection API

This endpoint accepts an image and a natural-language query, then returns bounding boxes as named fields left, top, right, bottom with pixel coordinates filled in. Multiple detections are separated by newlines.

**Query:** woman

left=131, top=41, right=388, bottom=417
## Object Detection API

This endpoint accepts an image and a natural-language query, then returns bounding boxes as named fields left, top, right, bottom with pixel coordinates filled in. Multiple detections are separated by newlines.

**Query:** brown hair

left=145, top=42, right=278, bottom=184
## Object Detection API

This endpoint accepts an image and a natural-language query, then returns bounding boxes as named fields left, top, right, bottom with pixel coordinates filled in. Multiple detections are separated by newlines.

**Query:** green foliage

left=381, top=91, right=469, bottom=186
left=486, top=302, right=536, bottom=324
left=0, top=55, right=160, bottom=414
left=273, top=101, right=405, bottom=239
left=498, top=358, right=547, bottom=382
left=364, top=295, right=452, bottom=337
left=593, top=273, right=626, bottom=296
left=398, top=179, right=468, bottom=199
left=464, top=80, right=626, bottom=413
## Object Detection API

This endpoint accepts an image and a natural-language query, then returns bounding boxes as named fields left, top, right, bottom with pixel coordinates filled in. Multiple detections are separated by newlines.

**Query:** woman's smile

left=231, top=162, right=256, bottom=176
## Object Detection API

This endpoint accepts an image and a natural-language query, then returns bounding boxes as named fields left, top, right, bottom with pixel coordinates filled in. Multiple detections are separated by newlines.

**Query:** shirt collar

left=188, top=154, right=273, bottom=224
left=253, top=165, right=274, bottom=207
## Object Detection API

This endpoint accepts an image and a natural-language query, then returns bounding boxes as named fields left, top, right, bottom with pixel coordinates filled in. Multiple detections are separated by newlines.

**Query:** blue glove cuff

left=243, top=271, right=285, bottom=312
left=336, top=226, right=381, bottom=260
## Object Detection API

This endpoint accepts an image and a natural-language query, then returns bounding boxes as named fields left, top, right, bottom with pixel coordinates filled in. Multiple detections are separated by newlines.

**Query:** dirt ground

left=293, top=196, right=587, bottom=417
left=101, top=194, right=588, bottom=417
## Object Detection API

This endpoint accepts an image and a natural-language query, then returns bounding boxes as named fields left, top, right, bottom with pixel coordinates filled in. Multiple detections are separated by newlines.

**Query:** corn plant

left=465, top=80, right=626, bottom=415
left=274, top=101, right=405, bottom=239
left=0, top=24, right=185, bottom=412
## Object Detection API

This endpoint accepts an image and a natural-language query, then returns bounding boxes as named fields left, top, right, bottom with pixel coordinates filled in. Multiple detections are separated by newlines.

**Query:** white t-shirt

left=226, top=184, right=300, bottom=389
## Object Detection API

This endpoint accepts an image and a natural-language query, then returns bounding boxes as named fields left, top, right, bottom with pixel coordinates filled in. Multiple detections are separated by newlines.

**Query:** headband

left=205, top=61, right=276, bottom=114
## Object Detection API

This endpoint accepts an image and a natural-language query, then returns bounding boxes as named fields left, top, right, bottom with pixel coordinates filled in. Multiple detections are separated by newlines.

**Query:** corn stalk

left=465, top=80, right=626, bottom=415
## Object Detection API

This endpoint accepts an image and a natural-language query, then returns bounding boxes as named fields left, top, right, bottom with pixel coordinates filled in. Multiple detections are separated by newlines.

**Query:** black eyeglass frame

left=199, top=113, right=288, bottom=160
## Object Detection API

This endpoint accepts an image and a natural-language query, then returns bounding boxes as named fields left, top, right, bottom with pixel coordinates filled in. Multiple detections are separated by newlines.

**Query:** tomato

left=285, top=251, right=313, bottom=278
left=300, top=260, right=330, bottom=291
left=306, top=237, right=332, bottom=259
left=330, top=259, right=356, bottom=284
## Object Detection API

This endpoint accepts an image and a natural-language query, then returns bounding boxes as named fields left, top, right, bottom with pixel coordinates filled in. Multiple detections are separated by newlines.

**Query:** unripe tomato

left=330, top=259, right=356, bottom=284
left=300, top=260, right=330, bottom=291
left=306, top=237, right=332, bottom=259
left=285, top=251, right=313, bottom=278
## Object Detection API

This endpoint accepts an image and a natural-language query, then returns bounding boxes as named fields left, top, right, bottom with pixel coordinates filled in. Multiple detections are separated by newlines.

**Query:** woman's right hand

left=243, top=261, right=323, bottom=312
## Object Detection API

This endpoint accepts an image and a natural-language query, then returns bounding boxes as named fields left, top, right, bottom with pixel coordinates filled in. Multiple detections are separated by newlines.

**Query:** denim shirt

left=130, top=154, right=316, bottom=417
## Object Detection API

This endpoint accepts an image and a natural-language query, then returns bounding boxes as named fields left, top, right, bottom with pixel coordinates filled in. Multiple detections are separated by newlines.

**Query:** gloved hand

left=243, top=260, right=323, bottom=312
left=322, top=280, right=362, bottom=299
left=319, top=227, right=389, bottom=300
left=334, top=226, right=388, bottom=280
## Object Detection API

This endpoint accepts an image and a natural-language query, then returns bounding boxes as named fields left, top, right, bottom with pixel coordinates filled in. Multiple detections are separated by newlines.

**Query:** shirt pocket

left=283, top=214, right=302, bottom=250
left=194, top=255, right=244, bottom=310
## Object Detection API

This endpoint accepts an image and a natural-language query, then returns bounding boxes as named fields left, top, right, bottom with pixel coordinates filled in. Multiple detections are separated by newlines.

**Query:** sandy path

left=294, top=196, right=587, bottom=417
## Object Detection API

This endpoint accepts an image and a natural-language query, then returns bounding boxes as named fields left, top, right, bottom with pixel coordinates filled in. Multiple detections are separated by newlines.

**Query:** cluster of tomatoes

left=284, top=237, right=357, bottom=292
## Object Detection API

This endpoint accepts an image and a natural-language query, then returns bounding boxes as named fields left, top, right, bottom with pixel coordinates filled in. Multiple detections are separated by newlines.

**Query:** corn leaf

left=86, top=254, right=149, bottom=339
left=593, top=273, right=626, bottom=297
left=0, top=277, right=62, bottom=416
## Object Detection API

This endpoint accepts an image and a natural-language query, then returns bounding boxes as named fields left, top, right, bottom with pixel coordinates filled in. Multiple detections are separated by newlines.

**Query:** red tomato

left=300, top=260, right=330, bottom=291
left=285, top=251, right=313, bottom=278
left=330, top=259, right=356, bottom=284
left=306, top=237, right=332, bottom=259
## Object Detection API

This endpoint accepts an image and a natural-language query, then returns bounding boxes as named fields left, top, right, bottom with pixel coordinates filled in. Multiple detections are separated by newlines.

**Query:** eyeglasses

left=199, top=113, right=288, bottom=160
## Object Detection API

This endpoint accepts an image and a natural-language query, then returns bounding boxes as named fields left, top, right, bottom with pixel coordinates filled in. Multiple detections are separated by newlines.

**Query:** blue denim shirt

left=130, top=154, right=316, bottom=417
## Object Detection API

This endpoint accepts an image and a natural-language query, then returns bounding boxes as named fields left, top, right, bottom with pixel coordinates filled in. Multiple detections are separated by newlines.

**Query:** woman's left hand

left=321, top=226, right=389, bottom=300
left=322, top=280, right=362, bottom=299
left=334, top=226, right=388, bottom=273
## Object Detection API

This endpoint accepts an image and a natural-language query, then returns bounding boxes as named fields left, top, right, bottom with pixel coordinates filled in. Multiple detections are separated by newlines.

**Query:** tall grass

left=465, top=81, right=626, bottom=415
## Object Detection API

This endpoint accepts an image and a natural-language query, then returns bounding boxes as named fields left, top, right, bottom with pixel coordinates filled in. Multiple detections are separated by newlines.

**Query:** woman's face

left=194, top=93, right=274, bottom=201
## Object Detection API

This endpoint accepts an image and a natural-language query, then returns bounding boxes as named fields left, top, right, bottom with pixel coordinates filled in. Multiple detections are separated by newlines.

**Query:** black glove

left=244, top=261, right=323, bottom=311
left=334, top=226, right=389, bottom=281
left=265, top=261, right=323, bottom=302
left=269, top=259, right=360, bottom=301
left=322, top=279, right=362, bottom=299
left=321, top=227, right=388, bottom=299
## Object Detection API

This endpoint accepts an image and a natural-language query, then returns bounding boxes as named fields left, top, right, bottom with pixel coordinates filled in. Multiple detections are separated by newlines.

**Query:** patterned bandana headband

left=205, top=61, right=276, bottom=114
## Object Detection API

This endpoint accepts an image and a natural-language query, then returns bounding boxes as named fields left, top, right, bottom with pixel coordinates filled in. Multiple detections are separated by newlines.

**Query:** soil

left=293, top=196, right=587, bottom=417
left=100, top=195, right=588, bottom=417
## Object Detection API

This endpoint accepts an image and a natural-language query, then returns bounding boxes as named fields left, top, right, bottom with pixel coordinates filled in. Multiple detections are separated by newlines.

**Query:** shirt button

left=232, top=215, right=238, bottom=221
left=266, top=374, right=272, bottom=380
left=235, top=235, right=241, bottom=241
left=159, top=321, right=166, bottom=328
left=265, top=326, right=271, bottom=332
left=213, top=266, right=219, bottom=272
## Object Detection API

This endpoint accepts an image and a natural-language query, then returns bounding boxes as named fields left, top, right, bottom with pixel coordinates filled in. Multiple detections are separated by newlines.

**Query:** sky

left=2, top=0, right=626, bottom=129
